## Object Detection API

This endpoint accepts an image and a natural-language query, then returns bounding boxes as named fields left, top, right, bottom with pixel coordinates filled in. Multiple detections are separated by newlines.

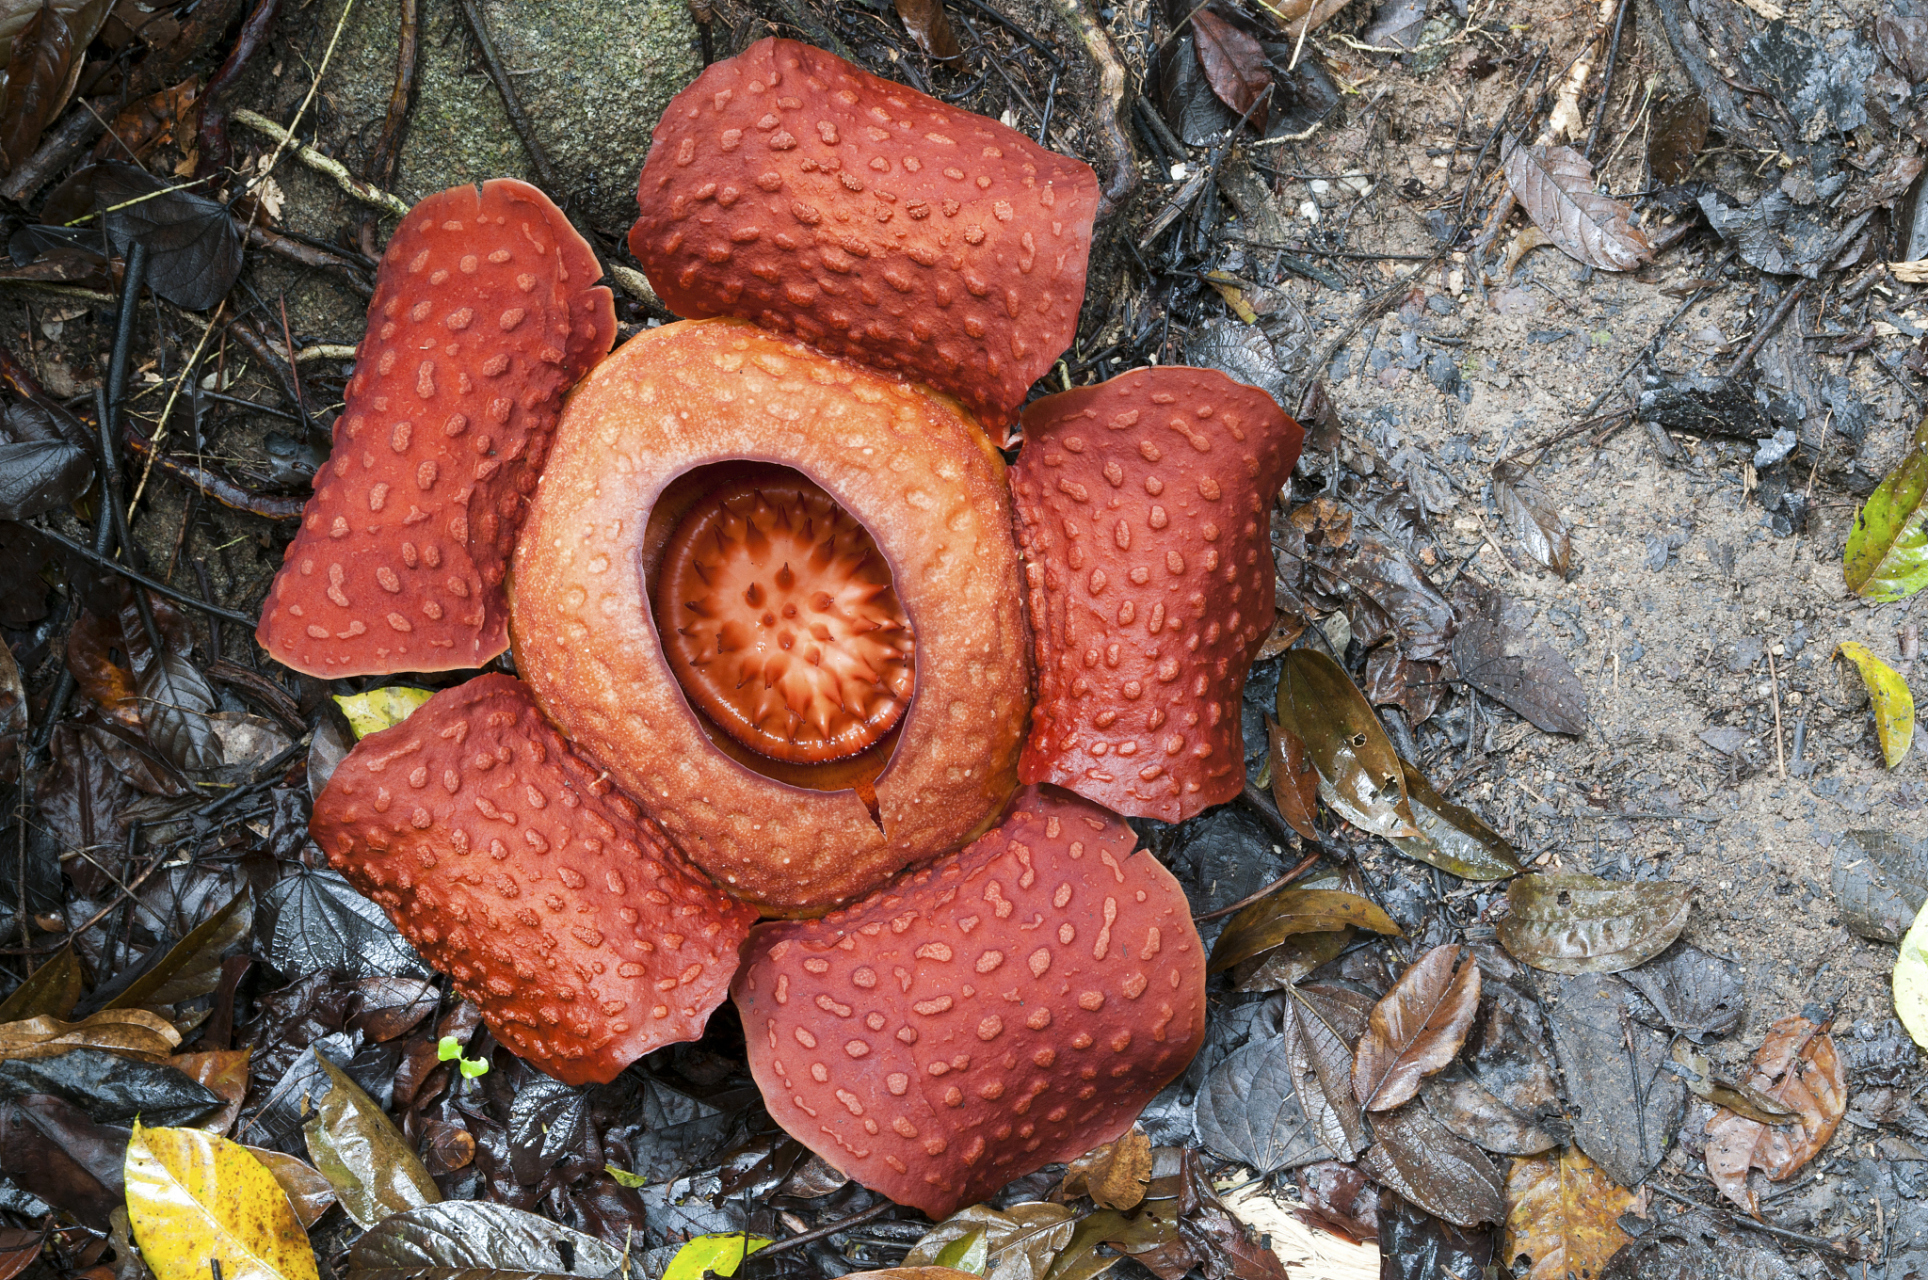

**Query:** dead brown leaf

left=1704, top=1016, right=1847, bottom=1216
left=0, top=1008, right=180, bottom=1062
left=1352, top=944, right=1480, bottom=1112
left=171, top=1047, right=250, bottom=1135
left=242, top=1145, right=337, bottom=1229
left=1503, top=142, right=1652, bottom=272
left=1192, top=10, right=1270, bottom=129
left=1267, top=719, right=1319, bottom=841
left=1502, top=1146, right=1633, bottom=1279
left=1063, top=1127, right=1152, bottom=1210
left=894, top=0, right=961, bottom=62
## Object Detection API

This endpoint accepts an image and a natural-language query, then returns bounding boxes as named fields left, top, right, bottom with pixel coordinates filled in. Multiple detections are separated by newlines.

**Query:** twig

left=1642, top=1183, right=1848, bottom=1254
left=1768, top=649, right=1787, bottom=779
left=244, top=0, right=360, bottom=208
left=196, top=0, right=282, bottom=179
left=1722, top=279, right=1809, bottom=381
left=455, top=0, right=562, bottom=194
left=1193, top=850, right=1323, bottom=924
left=128, top=303, right=226, bottom=515
left=1583, top=0, right=1631, bottom=163
left=32, top=524, right=261, bottom=630
left=368, top=0, right=421, bottom=189
left=1041, top=0, right=1136, bottom=220
left=232, top=109, right=410, bottom=217
left=121, top=423, right=305, bottom=520
left=754, top=1201, right=897, bottom=1258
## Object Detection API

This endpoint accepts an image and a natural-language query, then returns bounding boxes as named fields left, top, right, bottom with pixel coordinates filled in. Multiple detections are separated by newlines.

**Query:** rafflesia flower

left=264, top=38, right=1303, bottom=1216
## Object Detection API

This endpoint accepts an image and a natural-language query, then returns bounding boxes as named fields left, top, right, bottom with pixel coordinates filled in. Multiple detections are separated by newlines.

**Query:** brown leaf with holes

left=1502, top=1146, right=1633, bottom=1280
left=1267, top=719, right=1319, bottom=841
left=1352, top=944, right=1481, bottom=1112
left=894, top=0, right=961, bottom=62
left=1705, top=1016, right=1847, bottom=1216
left=1503, top=142, right=1652, bottom=272
left=1063, top=1127, right=1152, bottom=1210
left=1192, top=10, right=1270, bottom=129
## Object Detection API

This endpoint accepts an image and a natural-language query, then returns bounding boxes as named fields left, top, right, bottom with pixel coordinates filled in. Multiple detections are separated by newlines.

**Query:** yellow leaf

left=0, top=1009, right=179, bottom=1062
left=334, top=687, right=435, bottom=739
left=1835, top=642, right=1916, bottom=768
left=661, top=1234, right=771, bottom=1280
left=1896, top=900, right=1928, bottom=1050
left=1502, top=1146, right=1633, bottom=1279
left=124, top=1120, right=320, bottom=1280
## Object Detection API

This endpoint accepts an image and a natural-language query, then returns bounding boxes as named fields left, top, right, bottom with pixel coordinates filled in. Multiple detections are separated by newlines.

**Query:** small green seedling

left=437, top=1035, right=490, bottom=1078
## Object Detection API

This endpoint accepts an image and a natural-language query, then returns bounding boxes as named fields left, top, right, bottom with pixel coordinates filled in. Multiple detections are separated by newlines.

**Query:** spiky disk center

left=657, top=478, right=915, bottom=765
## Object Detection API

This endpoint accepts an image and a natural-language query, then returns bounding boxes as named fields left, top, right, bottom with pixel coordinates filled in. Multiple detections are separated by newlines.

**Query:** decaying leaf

left=1502, top=142, right=1652, bottom=272
left=102, top=888, right=251, bottom=1011
left=243, top=1148, right=336, bottom=1230
left=1063, top=1129, right=1152, bottom=1211
left=1420, top=1064, right=1557, bottom=1156
left=1497, top=873, right=1691, bottom=974
left=1387, top=759, right=1522, bottom=881
left=124, top=1120, right=319, bottom=1280
left=907, top=1203, right=1079, bottom=1279
left=1704, top=1017, right=1847, bottom=1215
left=1647, top=94, right=1709, bottom=186
left=1275, top=648, right=1419, bottom=838
left=1844, top=415, right=1928, bottom=603
left=894, top=0, right=960, bottom=62
left=1451, top=589, right=1588, bottom=736
left=347, top=1201, right=628, bottom=1280
left=303, top=1057, right=439, bottom=1229
left=1620, top=942, right=1744, bottom=1042
left=1502, top=1146, right=1633, bottom=1279
left=1834, top=642, right=1915, bottom=768
left=1352, top=945, right=1480, bottom=1113
left=1286, top=983, right=1371, bottom=1162
left=1209, top=888, right=1401, bottom=974
left=1492, top=461, right=1572, bottom=576
left=1191, top=10, right=1270, bottom=128
left=1670, top=1040, right=1795, bottom=1125
left=1542, top=972, right=1683, bottom=1188
left=1193, top=1032, right=1331, bottom=1173
left=1359, top=1103, right=1505, bottom=1229
left=1266, top=720, right=1319, bottom=841
left=0, top=1008, right=179, bottom=1062
left=0, top=945, right=83, bottom=1021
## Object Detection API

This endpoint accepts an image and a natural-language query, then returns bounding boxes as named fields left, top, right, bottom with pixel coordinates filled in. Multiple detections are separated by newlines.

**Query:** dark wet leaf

left=1498, top=873, right=1690, bottom=974
left=1844, top=412, right=1927, bottom=603
left=508, top=1076, right=588, bottom=1186
left=1274, top=648, right=1417, bottom=838
left=1880, top=10, right=1928, bottom=83
left=1157, top=33, right=1236, bottom=146
left=84, top=721, right=194, bottom=798
left=0, top=1227, right=43, bottom=1280
left=1697, top=189, right=1847, bottom=278
left=907, top=1203, right=1078, bottom=1279
left=47, top=161, right=242, bottom=309
left=1359, top=1103, right=1504, bottom=1228
left=1491, top=460, right=1571, bottom=576
left=346, top=1200, right=626, bottom=1280
left=1704, top=1017, right=1846, bottom=1216
left=1599, top=1211, right=1802, bottom=1280
left=348, top=976, right=439, bottom=1043
left=34, top=720, right=142, bottom=878
left=1420, top=1063, right=1556, bottom=1155
left=0, top=5, right=76, bottom=172
left=893, top=0, right=960, bottom=62
left=1232, top=928, right=1349, bottom=991
left=1291, top=381, right=1341, bottom=459
left=0, top=1047, right=222, bottom=1125
left=1621, top=941, right=1744, bottom=1042
left=1265, top=721, right=1319, bottom=842
left=1186, top=318, right=1288, bottom=407
left=0, top=403, right=92, bottom=520
left=1738, top=21, right=1873, bottom=147
left=1502, top=142, right=1651, bottom=272
left=1044, top=1209, right=1137, bottom=1280
left=1353, top=944, right=1480, bottom=1113
left=91, top=888, right=250, bottom=1013
left=259, top=869, right=431, bottom=981
left=0, top=1093, right=124, bottom=1229
left=1209, top=888, right=1399, bottom=973
left=1191, top=10, right=1269, bottom=129
left=1635, top=368, right=1774, bottom=440
left=1192, top=1032, right=1328, bottom=1173
left=1285, top=983, right=1369, bottom=1161
left=1388, top=758, right=1522, bottom=881
left=137, top=646, right=222, bottom=771
left=1647, top=94, right=1709, bottom=186
left=1293, top=1161, right=1376, bottom=1242
left=1542, top=972, right=1684, bottom=1187
left=305, top=1055, right=439, bottom=1228
left=1376, top=1191, right=1491, bottom=1280
left=1450, top=589, right=1588, bottom=735
left=0, top=945, right=82, bottom=1021
left=0, top=520, right=52, bottom=626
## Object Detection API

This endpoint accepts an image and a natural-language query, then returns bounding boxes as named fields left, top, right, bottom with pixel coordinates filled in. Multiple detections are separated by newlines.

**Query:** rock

left=316, top=0, right=700, bottom=234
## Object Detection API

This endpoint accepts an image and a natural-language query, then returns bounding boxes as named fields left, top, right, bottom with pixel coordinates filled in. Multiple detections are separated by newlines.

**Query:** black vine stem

left=455, top=0, right=562, bottom=195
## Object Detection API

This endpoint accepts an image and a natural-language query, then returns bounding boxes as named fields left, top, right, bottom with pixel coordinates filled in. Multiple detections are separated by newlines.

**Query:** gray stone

left=315, top=0, right=701, bottom=234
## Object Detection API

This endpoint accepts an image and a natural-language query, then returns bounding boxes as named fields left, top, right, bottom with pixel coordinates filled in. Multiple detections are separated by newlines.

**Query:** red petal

left=1011, top=367, right=1304, bottom=822
left=310, top=673, right=756, bottom=1085
left=733, top=785, right=1206, bottom=1218
left=629, top=38, right=1098, bottom=431
left=258, top=180, right=615, bottom=676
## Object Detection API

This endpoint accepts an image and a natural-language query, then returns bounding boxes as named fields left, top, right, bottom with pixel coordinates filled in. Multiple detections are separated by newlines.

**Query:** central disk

left=656, top=477, right=915, bottom=765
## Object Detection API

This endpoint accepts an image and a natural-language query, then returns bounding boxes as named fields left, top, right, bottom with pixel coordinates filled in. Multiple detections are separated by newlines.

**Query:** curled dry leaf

left=893, top=0, right=962, bottom=61
left=1492, top=461, right=1573, bottom=576
left=0, top=1008, right=179, bottom=1062
left=1191, top=10, right=1270, bottom=128
left=1352, top=944, right=1481, bottom=1112
left=1834, top=642, right=1916, bottom=769
left=1497, top=873, right=1691, bottom=974
left=1275, top=648, right=1419, bottom=839
left=1502, top=1146, right=1633, bottom=1280
left=1267, top=719, right=1320, bottom=842
left=1502, top=142, right=1652, bottom=272
left=1209, top=888, right=1402, bottom=974
left=1063, top=1128, right=1153, bottom=1210
left=1704, top=1017, right=1847, bottom=1215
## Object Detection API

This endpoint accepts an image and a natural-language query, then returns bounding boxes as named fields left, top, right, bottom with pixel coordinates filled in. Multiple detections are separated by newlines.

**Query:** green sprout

left=437, top=1034, right=490, bottom=1078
